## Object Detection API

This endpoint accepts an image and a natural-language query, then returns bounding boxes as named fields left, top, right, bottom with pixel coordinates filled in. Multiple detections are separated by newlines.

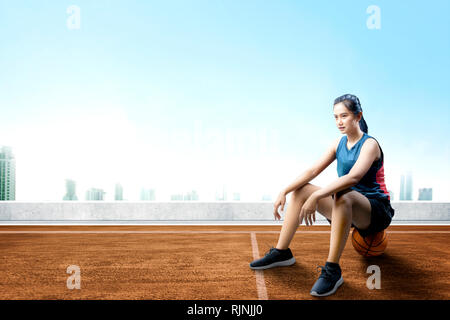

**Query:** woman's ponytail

left=359, top=115, right=368, bottom=134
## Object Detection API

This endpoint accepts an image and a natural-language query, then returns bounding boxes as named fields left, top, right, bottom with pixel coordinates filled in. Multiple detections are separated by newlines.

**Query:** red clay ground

left=0, top=225, right=448, bottom=300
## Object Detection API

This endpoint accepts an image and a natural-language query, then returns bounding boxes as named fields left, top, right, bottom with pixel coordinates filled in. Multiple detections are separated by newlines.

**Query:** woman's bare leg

left=276, top=183, right=334, bottom=250
left=327, top=190, right=372, bottom=263
left=327, top=196, right=353, bottom=263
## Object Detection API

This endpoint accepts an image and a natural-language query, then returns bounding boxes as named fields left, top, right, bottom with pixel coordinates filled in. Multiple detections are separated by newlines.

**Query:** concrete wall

left=0, top=201, right=449, bottom=222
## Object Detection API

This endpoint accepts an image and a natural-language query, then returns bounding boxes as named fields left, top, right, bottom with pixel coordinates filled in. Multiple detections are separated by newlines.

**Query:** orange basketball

left=351, top=228, right=388, bottom=257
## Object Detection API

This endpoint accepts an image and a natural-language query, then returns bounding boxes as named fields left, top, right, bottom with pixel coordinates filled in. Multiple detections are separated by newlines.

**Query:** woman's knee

left=334, top=191, right=353, bottom=209
left=333, top=193, right=362, bottom=225
left=291, top=183, right=318, bottom=203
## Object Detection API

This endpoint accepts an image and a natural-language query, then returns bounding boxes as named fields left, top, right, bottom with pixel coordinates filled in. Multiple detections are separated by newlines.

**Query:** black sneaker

left=249, top=247, right=296, bottom=270
left=310, top=262, right=344, bottom=297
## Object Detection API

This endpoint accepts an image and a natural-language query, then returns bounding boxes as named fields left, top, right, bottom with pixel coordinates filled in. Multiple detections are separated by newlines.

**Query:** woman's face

left=333, top=102, right=361, bottom=134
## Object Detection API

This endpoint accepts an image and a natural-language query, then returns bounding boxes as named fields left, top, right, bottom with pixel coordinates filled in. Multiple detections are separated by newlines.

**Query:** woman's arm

left=312, top=138, right=380, bottom=200
left=282, top=170, right=315, bottom=196
left=298, top=138, right=380, bottom=226
left=282, top=138, right=339, bottom=195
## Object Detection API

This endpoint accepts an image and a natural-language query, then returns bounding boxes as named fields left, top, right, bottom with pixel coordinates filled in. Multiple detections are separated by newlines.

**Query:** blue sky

left=0, top=0, right=449, bottom=201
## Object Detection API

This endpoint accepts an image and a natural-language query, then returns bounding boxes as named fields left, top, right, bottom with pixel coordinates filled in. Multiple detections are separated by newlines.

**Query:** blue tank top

left=336, top=132, right=391, bottom=201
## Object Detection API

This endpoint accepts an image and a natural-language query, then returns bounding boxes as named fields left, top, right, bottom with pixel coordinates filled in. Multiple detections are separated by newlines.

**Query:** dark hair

left=333, top=94, right=368, bottom=133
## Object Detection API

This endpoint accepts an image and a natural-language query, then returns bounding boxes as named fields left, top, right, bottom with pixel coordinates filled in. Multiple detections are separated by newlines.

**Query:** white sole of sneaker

left=310, top=276, right=344, bottom=297
left=249, top=257, right=296, bottom=270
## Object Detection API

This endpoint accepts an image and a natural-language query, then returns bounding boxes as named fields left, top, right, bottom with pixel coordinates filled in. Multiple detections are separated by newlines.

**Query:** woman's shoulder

left=361, top=134, right=382, bottom=160
left=364, top=134, right=380, bottom=146
left=333, top=136, right=346, bottom=153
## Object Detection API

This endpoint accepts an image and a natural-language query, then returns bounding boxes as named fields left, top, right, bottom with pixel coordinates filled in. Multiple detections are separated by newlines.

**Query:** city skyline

left=400, top=171, right=413, bottom=201
left=1, top=2, right=449, bottom=201
left=0, top=145, right=442, bottom=202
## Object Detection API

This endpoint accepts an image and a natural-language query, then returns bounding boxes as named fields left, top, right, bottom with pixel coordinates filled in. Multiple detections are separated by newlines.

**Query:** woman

left=249, top=94, right=395, bottom=297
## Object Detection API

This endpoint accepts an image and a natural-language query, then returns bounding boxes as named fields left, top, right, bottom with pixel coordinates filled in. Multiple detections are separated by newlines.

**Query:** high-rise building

left=399, top=175, right=404, bottom=200
left=215, top=185, right=227, bottom=201
left=170, top=193, right=183, bottom=201
left=0, top=146, right=16, bottom=201
left=232, top=192, right=241, bottom=201
left=141, top=188, right=155, bottom=201
left=63, top=179, right=78, bottom=200
left=261, top=194, right=272, bottom=201
left=406, top=172, right=413, bottom=200
left=115, top=183, right=123, bottom=200
left=418, top=188, right=432, bottom=201
left=184, top=190, right=199, bottom=201
left=86, top=188, right=105, bottom=200
left=400, top=172, right=413, bottom=200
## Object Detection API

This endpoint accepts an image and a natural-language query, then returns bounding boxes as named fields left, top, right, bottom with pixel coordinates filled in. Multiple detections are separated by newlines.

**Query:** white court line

left=0, top=230, right=449, bottom=234
left=250, top=232, right=268, bottom=301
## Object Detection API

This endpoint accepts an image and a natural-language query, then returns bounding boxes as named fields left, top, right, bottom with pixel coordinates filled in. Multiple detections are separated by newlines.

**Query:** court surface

left=0, top=225, right=449, bottom=300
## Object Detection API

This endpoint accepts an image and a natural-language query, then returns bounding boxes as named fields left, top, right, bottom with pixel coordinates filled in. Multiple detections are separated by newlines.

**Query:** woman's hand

left=273, top=190, right=287, bottom=220
left=299, top=193, right=319, bottom=226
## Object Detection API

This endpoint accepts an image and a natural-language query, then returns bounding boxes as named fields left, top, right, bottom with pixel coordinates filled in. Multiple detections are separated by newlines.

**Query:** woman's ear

left=357, top=112, right=362, bottom=121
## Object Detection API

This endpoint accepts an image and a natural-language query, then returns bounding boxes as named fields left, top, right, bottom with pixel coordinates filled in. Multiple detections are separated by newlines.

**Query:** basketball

left=351, top=228, right=388, bottom=257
